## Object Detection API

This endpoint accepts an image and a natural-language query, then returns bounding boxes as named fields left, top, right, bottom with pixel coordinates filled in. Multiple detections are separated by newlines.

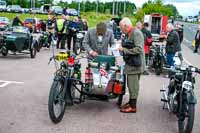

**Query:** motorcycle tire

left=48, top=80, right=66, bottom=124
left=155, top=57, right=163, bottom=75
left=74, top=42, right=81, bottom=55
left=30, top=44, right=37, bottom=58
left=178, top=104, right=195, bottom=133
left=36, top=41, right=41, bottom=52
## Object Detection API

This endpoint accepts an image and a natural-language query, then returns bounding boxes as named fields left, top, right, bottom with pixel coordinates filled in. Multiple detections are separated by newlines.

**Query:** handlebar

left=89, top=62, right=119, bottom=71
left=177, top=66, right=200, bottom=74
left=167, top=66, right=200, bottom=74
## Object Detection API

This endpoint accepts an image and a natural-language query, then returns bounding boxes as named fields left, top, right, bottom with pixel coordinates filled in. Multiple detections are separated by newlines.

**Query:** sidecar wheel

left=2, top=47, right=8, bottom=56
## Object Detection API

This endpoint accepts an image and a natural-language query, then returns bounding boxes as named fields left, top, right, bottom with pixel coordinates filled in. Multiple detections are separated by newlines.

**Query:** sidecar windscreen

left=93, top=55, right=115, bottom=67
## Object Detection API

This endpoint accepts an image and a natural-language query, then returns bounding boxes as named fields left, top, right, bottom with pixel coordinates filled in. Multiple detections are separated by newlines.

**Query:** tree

left=136, top=0, right=174, bottom=21
left=165, top=4, right=179, bottom=18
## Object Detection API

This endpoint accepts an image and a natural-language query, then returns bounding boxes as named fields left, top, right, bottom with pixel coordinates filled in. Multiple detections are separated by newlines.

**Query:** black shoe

left=194, top=50, right=197, bottom=53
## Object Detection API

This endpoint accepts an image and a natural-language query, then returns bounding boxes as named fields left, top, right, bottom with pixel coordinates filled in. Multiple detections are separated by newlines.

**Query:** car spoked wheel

left=1, top=47, right=8, bottom=56
left=48, top=80, right=66, bottom=123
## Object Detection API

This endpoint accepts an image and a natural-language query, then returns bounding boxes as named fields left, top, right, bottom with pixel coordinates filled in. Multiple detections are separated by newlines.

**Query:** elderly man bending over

left=83, top=22, right=115, bottom=56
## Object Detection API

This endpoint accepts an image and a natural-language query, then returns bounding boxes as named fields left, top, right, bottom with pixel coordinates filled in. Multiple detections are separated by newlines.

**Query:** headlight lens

left=77, top=33, right=84, bottom=39
left=182, top=81, right=193, bottom=91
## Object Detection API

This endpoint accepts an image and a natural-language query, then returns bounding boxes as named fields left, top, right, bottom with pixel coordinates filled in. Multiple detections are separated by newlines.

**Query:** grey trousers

left=127, top=74, right=141, bottom=99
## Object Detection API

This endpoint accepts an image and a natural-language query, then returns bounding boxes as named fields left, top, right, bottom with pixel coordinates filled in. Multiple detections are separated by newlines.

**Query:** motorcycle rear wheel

left=48, top=80, right=66, bottom=124
left=178, top=104, right=195, bottom=133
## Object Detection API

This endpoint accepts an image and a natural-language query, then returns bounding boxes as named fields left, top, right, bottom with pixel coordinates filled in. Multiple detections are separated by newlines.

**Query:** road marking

left=0, top=80, right=24, bottom=88
left=183, top=57, right=193, bottom=66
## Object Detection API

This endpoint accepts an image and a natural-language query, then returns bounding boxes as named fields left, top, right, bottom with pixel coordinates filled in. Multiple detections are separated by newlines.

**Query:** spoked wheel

left=30, top=42, right=37, bottom=58
left=155, top=57, right=163, bottom=75
left=178, top=104, right=195, bottom=133
left=1, top=47, right=8, bottom=56
left=48, top=80, right=66, bottom=124
left=74, top=42, right=81, bottom=55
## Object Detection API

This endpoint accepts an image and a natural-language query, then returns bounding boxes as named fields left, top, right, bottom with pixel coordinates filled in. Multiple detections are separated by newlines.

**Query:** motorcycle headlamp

left=182, top=81, right=193, bottom=91
left=76, top=33, right=84, bottom=39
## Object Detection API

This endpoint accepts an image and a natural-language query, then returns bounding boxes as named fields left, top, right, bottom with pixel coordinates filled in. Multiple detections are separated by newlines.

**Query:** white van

left=0, top=1, right=6, bottom=11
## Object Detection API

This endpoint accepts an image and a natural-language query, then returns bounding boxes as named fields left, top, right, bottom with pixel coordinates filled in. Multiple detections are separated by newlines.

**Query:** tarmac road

left=0, top=26, right=200, bottom=133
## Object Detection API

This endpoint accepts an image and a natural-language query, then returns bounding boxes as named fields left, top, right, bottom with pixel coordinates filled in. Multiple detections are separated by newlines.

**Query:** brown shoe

left=120, top=105, right=137, bottom=113
left=120, top=103, right=130, bottom=109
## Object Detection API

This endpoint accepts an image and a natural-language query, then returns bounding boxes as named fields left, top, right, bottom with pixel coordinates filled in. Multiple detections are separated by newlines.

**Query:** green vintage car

left=0, top=26, right=37, bottom=58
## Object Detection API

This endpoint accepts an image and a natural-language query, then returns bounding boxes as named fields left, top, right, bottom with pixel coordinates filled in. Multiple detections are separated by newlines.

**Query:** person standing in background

left=194, top=25, right=200, bottom=53
left=141, top=22, right=152, bottom=75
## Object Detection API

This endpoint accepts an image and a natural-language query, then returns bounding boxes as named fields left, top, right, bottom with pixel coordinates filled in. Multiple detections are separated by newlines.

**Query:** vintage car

left=0, top=26, right=37, bottom=58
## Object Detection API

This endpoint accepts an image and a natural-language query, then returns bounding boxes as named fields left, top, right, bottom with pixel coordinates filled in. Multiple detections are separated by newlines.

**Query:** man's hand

left=91, top=51, right=98, bottom=57
left=118, top=47, right=124, bottom=52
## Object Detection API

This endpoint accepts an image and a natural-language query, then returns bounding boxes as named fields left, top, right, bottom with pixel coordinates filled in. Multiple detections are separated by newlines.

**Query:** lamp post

left=123, top=0, right=126, bottom=16
left=96, top=0, right=98, bottom=14
left=112, top=0, right=115, bottom=16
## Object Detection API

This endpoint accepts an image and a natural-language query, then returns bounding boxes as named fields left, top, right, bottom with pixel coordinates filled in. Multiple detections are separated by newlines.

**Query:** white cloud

left=55, top=0, right=200, bottom=16
left=164, top=1, right=200, bottom=16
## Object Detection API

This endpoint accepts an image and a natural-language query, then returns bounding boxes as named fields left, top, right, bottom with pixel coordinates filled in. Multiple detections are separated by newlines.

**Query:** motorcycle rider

left=83, top=22, right=115, bottom=56
left=12, top=14, right=23, bottom=26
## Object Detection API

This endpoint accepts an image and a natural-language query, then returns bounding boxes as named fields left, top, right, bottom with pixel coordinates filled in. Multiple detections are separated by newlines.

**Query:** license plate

left=57, top=52, right=68, bottom=61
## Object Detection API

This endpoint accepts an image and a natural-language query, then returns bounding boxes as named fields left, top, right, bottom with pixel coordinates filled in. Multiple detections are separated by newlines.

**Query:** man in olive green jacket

left=118, top=17, right=145, bottom=113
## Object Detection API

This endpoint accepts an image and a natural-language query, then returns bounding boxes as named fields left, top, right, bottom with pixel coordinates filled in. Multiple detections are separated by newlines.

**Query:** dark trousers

left=194, top=40, right=200, bottom=52
left=57, top=33, right=66, bottom=49
left=166, top=53, right=175, bottom=67
left=67, top=34, right=76, bottom=51
left=145, top=54, right=149, bottom=65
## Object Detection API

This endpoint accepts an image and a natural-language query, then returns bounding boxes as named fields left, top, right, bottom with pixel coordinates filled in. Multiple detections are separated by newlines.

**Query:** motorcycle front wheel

left=74, top=42, right=81, bottom=55
left=48, top=80, right=66, bottom=124
left=155, top=57, right=163, bottom=75
left=178, top=104, right=195, bottom=133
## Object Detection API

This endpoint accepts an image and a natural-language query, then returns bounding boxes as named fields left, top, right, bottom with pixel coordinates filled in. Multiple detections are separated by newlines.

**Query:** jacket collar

left=127, top=26, right=134, bottom=37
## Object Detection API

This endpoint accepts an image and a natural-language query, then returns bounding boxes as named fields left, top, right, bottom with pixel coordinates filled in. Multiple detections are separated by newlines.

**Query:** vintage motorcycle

left=149, top=43, right=166, bottom=75
left=48, top=51, right=125, bottom=123
left=160, top=66, right=200, bottom=133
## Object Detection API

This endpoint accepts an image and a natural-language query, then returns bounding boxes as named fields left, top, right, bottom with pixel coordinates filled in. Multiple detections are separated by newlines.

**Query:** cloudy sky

left=57, top=0, right=200, bottom=16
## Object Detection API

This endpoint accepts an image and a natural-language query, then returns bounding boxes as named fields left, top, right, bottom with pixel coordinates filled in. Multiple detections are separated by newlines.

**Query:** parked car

left=23, top=18, right=41, bottom=33
left=0, top=17, right=10, bottom=31
left=7, top=5, right=22, bottom=13
left=51, top=6, right=63, bottom=15
left=66, top=9, right=78, bottom=16
left=0, top=0, right=6, bottom=12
